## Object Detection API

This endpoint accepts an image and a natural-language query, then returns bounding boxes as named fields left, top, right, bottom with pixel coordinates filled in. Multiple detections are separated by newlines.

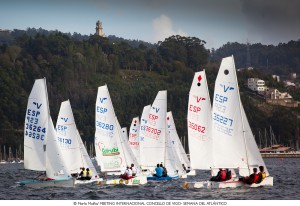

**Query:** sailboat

left=17, top=78, right=75, bottom=188
left=94, top=85, right=147, bottom=185
left=166, top=111, right=191, bottom=177
left=56, top=100, right=102, bottom=184
left=128, top=117, right=140, bottom=164
left=139, top=91, right=180, bottom=181
left=184, top=56, right=273, bottom=189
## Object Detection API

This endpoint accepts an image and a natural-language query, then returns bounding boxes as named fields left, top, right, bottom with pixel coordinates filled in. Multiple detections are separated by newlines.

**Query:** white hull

left=98, top=175, right=147, bottom=186
left=186, top=170, right=196, bottom=176
left=184, top=176, right=274, bottom=189
left=75, top=177, right=103, bottom=185
left=17, top=178, right=75, bottom=188
left=106, top=171, right=122, bottom=176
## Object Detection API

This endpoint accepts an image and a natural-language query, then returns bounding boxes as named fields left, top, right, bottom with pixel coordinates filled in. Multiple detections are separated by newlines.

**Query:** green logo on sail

left=102, top=147, right=120, bottom=156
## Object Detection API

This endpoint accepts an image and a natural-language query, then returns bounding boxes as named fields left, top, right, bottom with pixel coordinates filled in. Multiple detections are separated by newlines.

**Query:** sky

left=0, top=0, right=299, bottom=49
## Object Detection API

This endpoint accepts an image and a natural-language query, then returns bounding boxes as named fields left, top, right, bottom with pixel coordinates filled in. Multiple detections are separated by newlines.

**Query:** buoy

left=183, top=181, right=188, bottom=189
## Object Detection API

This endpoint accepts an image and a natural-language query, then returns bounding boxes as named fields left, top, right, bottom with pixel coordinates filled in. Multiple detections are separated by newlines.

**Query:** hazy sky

left=1, top=0, right=299, bottom=49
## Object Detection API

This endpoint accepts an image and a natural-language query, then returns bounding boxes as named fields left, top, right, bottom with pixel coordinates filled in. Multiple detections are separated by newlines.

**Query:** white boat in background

left=17, top=78, right=75, bottom=188
left=167, top=111, right=193, bottom=177
left=139, top=91, right=182, bottom=180
left=184, top=56, right=273, bottom=189
left=94, top=85, right=147, bottom=185
left=128, top=117, right=140, bottom=164
left=56, top=100, right=102, bottom=184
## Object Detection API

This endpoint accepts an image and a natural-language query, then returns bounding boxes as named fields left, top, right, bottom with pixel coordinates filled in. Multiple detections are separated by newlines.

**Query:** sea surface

left=0, top=158, right=299, bottom=200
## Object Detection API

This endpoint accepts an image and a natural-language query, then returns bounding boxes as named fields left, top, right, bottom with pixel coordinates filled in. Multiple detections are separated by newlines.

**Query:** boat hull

left=147, top=175, right=178, bottom=181
left=98, top=175, right=147, bottom=185
left=184, top=176, right=274, bottom=189
left=16, top=178, right=75, bottom=188
left=186, top=170, right=196, bottom=176
left=75, top=177, right=103, bottom=185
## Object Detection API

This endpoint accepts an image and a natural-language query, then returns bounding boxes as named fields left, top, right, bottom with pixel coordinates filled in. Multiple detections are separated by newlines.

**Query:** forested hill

left=0, top=29, right=299, bottom=155
left=211, top=40, right=300, bottom=74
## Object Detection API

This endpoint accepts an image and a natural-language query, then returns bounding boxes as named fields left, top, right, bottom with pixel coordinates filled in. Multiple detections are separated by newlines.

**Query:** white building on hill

left=248, top=78, right=266, bottom=93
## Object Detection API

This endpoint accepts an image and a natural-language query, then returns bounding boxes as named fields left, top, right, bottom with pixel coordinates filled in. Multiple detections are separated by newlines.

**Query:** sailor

left=153, top=163, right=163, bottom=178
left=160, top=163, right=168, bottom=177
left=120, top=166, right=133, bottom=180
left=256, top=166, right=266, bottom=183
left=240, top=168, right=259, bottom=184
left=85, top=168, right=92, bottom=180
left=210, top=168, right=227, bottom=182
left=130, top=163, right=137, bottom=176
left=78, top=167, right=86, bottom=180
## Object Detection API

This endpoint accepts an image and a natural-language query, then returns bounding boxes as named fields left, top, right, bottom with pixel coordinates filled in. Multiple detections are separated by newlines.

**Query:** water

left=0, top=158, right=299, bottom=200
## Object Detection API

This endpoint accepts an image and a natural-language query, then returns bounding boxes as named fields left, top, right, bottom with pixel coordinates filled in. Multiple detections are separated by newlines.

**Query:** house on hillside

left=247, top=78, right=266, bottom=94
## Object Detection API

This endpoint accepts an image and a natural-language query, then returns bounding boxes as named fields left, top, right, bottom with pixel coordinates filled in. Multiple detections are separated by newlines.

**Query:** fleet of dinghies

left=17, top=55, right=273, bottom=189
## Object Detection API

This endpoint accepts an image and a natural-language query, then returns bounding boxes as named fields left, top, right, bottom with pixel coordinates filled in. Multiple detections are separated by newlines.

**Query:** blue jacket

left=155, top=167, right=163, bottom=177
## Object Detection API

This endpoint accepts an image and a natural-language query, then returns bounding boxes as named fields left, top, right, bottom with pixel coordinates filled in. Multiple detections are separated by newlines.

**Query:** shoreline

left=261, top=153, right=300, bottom=158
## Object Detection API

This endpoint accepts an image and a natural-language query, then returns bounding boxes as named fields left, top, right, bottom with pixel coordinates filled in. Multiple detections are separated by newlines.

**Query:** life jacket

left=256, top=172, right=266, bottom=183
left=249, top=173, right=259, bottom=184
left=87, top=170, right=92, bottom=177
left=226, top=170, right=232, bottom=180
left=82, top=170, right=87, bottom=177
left=220, top=170, right=227, bottom=180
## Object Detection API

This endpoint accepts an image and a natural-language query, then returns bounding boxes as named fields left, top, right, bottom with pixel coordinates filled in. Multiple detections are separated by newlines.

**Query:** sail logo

left=152, top=107, right=160, bottom=113
left=99, top=97, right=107, bottom=103
left=194, top=96, right=206, bottom=103
left=140, top=136, right=144, bottom=141
left=132, top=129, right=138, bottom=133
left=220, top=84, right=234, bottom=93
left=102, top=146, right=120, bottom=156
left=33, top=102, right=42, bottom=109
left=60, top=117, right=68, bottom=122
left=141, top=118, right=147, bottom=124
left=197, top=75, right=202, bottom=86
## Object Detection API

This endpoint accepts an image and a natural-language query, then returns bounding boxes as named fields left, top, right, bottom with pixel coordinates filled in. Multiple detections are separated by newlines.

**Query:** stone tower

left=95, top=20, right=105, bottom=37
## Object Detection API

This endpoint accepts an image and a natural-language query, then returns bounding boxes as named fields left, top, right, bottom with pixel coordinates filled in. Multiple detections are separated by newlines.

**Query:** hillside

left=0, top=29, right=299, bottom=158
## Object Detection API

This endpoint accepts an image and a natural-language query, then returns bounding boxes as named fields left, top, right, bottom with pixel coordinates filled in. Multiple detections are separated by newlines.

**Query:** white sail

left=239, top=105, right=269, bottom=176
left=128, top=117, right=140, bottom=164
left=165, top=126, right=184, bottom=176
left=46, top=117, right=70, bottom=179
left=211, top=55, right=268, bottom=176
left=24, top=79, right=48, bottom=171
left=140, top=91, right=167, bottom=169
left=118, top=125, right=141, bottom=174
left=56, top=100, right=82, bottom=174
left=94, top=85, right=126, bottom=172
left=56, top=100, right=97, bottom=178
left=167, top=112, right=190, bottom=171
left=187, top=71, right=212, bottom=170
